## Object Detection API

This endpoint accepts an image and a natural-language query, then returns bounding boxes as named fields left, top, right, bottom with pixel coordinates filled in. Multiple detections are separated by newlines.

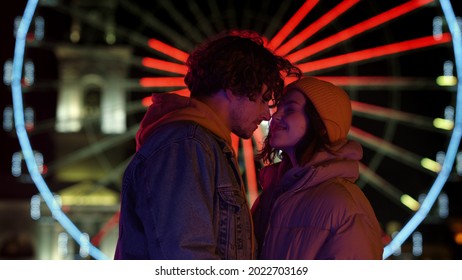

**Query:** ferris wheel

left=8, top=0, right=461, bottom=259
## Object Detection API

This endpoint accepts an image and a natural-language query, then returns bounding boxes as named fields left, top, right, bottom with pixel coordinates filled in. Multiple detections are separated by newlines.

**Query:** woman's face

left=269, top=89, right=308, bottom=155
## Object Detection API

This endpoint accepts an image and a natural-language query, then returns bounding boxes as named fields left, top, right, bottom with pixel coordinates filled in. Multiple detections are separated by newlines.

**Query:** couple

left=114, top=30, right=383, bottom=260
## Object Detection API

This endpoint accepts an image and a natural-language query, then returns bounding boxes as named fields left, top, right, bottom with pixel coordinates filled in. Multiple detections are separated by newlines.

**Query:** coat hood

left=136, top=93, right=231, bottom=150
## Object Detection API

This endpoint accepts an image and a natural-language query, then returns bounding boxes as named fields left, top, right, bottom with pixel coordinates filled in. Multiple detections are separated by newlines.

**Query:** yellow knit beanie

left=284, top=77, right=352, bottom=144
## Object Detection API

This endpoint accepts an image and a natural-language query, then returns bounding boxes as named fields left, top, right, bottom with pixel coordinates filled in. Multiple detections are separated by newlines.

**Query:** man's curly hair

left=184, top=30, right=301, bottom=107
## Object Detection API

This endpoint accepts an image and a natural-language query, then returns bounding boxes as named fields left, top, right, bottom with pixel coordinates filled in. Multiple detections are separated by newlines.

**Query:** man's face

left=229, top=85, right=271, bottom=139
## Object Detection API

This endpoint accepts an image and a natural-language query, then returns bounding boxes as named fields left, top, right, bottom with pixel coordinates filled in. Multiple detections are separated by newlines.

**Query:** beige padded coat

left=252, top=141, right=384, bottom=259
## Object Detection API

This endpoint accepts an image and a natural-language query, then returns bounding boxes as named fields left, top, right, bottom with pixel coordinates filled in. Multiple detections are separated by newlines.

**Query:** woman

left=252, top=77, right=384, bottom=259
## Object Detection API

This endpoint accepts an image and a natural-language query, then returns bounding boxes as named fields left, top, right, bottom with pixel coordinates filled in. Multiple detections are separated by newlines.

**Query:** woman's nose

left=271, top=111, right=281, bottom=121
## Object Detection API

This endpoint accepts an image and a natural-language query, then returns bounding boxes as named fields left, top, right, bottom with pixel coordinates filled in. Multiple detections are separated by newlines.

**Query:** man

left=114, top=30, right=301, bottom=259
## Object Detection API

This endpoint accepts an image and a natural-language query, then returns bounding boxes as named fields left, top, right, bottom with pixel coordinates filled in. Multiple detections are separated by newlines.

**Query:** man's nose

left=262, top=105, right=271, bottom=121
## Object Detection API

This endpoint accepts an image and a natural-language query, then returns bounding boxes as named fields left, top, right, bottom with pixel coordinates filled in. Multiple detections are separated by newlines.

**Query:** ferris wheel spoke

left=359, top=162, right=416, bottom=213
left=352, top=100, right=451, bottom=133
left=349, top=126, right=439, bottom=176
left=46, top=125, right=138, bottom=175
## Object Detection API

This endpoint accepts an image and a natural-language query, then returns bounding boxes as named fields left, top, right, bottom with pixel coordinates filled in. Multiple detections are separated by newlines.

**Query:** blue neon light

left=11, top=0, right=108, bottom=260
left=383, top=0, right=462, bottom=259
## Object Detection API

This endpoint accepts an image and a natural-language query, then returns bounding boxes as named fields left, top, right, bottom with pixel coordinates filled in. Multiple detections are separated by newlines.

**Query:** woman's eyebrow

left=280, top=99, right=303, bottom=107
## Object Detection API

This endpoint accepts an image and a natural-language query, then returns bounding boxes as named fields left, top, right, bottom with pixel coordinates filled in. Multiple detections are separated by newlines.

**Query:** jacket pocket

left=217, top=186, right=246, bottom=212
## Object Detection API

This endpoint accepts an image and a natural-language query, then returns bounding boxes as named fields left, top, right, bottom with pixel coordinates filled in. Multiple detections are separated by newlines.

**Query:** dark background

left=1, top=0, right=461, bottom=259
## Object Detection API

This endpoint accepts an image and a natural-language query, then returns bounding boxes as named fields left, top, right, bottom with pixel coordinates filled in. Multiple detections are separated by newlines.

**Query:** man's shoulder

left=140, top=120, right=222, bottom=151
left=155, top=120, right=217, bottom=139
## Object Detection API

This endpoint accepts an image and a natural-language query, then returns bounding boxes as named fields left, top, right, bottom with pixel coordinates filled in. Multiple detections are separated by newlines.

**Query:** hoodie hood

left=136, top=93, right=231, bottom=150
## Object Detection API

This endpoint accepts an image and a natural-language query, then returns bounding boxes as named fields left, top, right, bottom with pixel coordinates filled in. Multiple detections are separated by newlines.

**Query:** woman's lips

left=270, top=123, right=286, bottom=132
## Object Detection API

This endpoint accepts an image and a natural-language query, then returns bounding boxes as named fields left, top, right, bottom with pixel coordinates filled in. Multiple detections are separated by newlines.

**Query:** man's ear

left=213, top=89, right=234, bottom=102
left=224, top=88, right=235, bottom=102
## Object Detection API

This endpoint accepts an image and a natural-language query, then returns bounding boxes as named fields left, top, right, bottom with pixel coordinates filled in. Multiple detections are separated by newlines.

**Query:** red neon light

left=297, top=33, right=451, bottom=73
left=276, top=0, right=359, bottom=56
left=148, top=38, right=189, bottom=62
left=243, top=138, right=258, bottom=205
left=268, top=0, right=319, bottom=50
left=141, top=89, right=190, bottom=107
left=139, top=77, right=186, bottom=87
left=40, top=164, right=48, bottom=175
left=285, top=75, right=299, bottom=85
left=142, top=57, right=188, bottom=75
left=141, top=96, right=153, bottom=107
left=91, top=211, right=120, bottom=246
left=170, top=88, right=190, bottom=97
left=231, top=134, right=240, bottom=155
left=314, top=76, right=425, bottom=86
left=287, top=0, right=434, bottom=63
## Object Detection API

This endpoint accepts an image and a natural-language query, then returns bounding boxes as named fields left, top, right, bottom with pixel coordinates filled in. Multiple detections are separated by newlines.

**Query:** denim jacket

left=115, top=119, right=255, bottom=259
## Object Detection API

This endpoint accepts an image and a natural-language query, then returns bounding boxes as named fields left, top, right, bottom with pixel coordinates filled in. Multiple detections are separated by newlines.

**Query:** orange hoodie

left=136, top=93, right=232, bottom=151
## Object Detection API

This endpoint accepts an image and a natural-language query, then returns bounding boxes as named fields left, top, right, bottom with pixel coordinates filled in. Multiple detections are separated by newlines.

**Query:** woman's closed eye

left=279, top=105, right=299, bottom=115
